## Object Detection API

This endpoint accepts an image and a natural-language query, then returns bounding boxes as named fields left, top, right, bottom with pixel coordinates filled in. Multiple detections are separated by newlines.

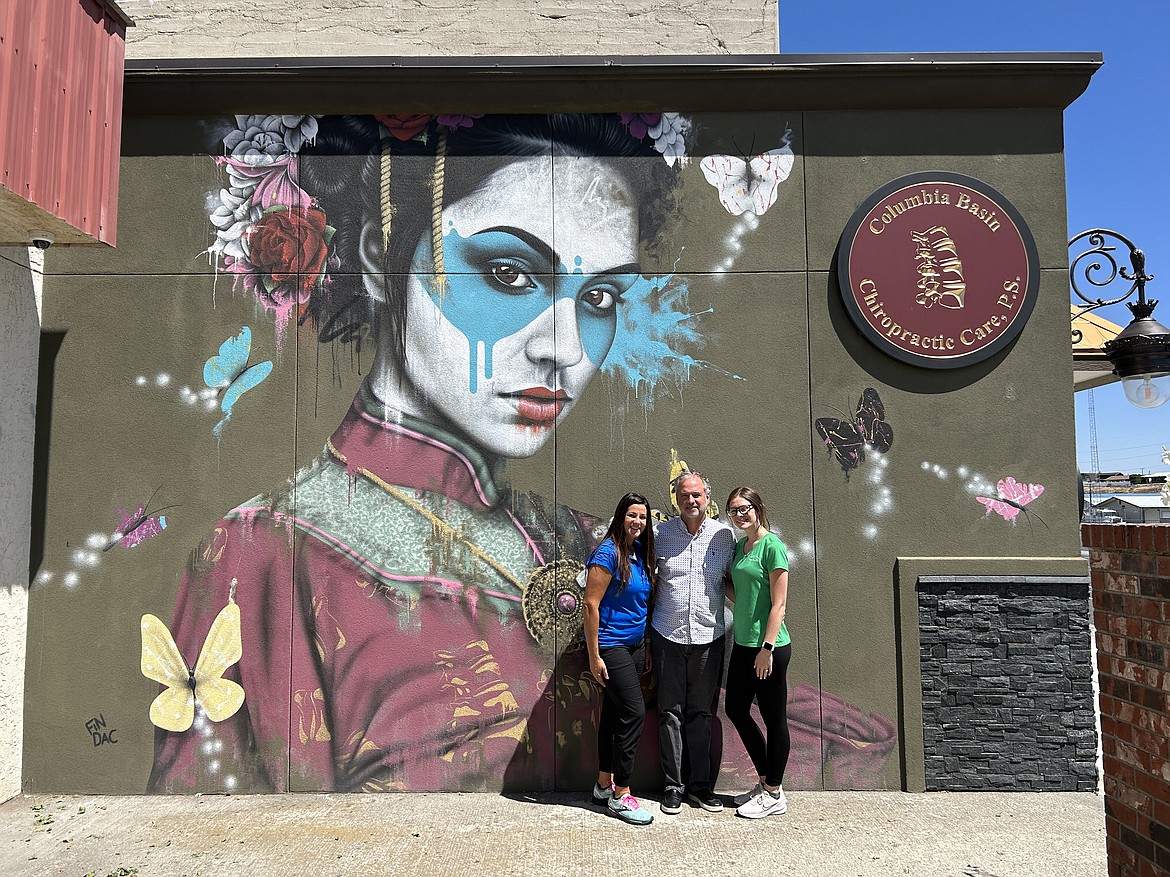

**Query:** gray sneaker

left=590, top=781, right=615, bottom=806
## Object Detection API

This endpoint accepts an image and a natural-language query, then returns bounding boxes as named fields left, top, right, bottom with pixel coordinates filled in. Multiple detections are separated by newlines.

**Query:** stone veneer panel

left=918, top=575, right=1097, bottom=791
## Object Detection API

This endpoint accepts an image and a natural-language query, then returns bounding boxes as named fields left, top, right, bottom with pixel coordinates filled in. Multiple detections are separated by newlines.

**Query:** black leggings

left=724, top=642, right=792, bottom=788
left=596, top=642, right=647, bottom=787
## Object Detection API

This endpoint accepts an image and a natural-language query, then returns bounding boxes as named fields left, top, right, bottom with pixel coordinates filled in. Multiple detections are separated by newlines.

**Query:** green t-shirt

left=730, top=532, right=790, bottom=648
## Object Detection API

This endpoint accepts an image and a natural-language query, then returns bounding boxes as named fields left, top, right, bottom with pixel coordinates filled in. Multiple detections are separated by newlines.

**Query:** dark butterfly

left=815, top=388, right=893, bottom=480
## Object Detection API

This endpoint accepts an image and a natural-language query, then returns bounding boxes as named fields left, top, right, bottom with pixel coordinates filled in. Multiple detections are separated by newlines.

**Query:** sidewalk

left=1, top=790, right=1105, bottom=877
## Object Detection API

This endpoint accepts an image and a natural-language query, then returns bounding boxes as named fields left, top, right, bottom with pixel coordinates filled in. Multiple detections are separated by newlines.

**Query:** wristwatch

left=761, top=641, right=774, bottom=652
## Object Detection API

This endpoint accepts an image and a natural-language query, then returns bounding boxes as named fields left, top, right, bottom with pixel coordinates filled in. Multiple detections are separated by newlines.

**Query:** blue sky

left=782, top=0, right=1170, bottom=475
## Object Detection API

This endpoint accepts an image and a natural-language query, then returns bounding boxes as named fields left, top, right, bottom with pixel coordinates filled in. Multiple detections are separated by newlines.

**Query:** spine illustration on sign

left=911, top=226, right=966, bottom=310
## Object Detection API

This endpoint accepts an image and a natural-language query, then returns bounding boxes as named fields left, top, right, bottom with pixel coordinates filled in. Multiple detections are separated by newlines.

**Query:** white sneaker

left=736, top=788, right=787, bottom=819
left=732, top=782, right=763, bottom=807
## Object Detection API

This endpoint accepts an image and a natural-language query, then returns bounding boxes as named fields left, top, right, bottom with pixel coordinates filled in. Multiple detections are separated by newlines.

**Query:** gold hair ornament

left=430, top=130, right=448, bottom=293
left=379, top=129, right=394, bottom=251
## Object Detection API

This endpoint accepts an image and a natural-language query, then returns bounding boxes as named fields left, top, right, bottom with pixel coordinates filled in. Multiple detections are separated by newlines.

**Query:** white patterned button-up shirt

left=651, top=516, right=737, bottom=645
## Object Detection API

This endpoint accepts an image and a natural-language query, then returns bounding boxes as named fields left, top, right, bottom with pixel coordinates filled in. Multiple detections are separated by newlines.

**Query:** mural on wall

left=24, top=110, right=966, bottom=797
left=130, top=112, right=899, bottom=794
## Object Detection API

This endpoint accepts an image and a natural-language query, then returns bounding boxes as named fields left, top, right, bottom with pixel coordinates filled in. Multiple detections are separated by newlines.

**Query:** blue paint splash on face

left=415, top=229, right=630, bottom=392
left=601, top=270, right=742, bottom=410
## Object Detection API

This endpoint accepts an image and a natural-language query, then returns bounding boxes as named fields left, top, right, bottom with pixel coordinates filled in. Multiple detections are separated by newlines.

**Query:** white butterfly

left=700, top=134, right=794, bottom=217
left=141, top=597, right=244, bottom=733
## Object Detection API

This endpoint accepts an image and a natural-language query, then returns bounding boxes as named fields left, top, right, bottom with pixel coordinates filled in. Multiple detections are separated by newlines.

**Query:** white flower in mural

left=208, top=187, right=261, bottom=261
left=648, top=113, right=690, bottom=167
left=281, top=115, right=320, bottom=153
left=700, top=130, right=794, bottom=217
left=224, top=115, right=289, bottom=164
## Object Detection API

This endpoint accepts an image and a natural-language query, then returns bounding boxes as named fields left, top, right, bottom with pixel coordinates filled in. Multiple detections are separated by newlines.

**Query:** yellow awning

left=1072, top=305, right=1123, bottom=391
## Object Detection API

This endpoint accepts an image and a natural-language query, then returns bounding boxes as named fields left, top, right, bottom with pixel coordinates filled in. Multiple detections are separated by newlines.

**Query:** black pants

left=597, top=642, right=647, bottom=787
left=651, top=629, right=725, bottom=793
left=724, top=642, right=792, bottom=788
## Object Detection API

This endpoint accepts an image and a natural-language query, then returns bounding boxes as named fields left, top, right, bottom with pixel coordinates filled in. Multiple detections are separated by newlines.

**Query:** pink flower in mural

left=217, top=157, right=313, bottom=211
left=375, top=114, right=434, bottom=141
left=436, top=113, right=484, bottom=131
left=245, top=206, right=335, bottom=308
left=619, top=113, right=662, bottom=141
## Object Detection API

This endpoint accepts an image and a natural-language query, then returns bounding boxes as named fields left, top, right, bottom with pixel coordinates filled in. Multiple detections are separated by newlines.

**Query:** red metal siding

left=0, top=0, right=127, bottom=245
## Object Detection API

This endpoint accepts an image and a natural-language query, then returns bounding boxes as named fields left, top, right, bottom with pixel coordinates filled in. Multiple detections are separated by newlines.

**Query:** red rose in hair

left=246, top=206, right=334, bottom=306
left=375, top=114, right=433, bottom=141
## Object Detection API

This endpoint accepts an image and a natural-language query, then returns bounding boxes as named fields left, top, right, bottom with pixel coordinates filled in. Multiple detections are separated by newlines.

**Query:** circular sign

left=836, top=172, right=1039, bottom=369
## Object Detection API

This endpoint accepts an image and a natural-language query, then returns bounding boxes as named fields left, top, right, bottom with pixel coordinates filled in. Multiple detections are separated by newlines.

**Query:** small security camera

left=29, top=231, right=54, bottom=250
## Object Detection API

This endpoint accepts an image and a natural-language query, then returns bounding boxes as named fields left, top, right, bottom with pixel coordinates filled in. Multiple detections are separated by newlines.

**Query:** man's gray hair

left=672, top=470, right=712, bottom=498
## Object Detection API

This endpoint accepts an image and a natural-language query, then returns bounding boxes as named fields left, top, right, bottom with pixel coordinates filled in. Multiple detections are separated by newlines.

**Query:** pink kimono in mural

left=146, top=113, right=896, bottom=793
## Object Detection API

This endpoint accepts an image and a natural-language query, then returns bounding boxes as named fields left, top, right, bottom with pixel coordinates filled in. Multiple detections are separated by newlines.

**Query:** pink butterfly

left=977, top=477, right=1046, bottom=525
left=115, top=506, right=167, bottom=549
left=106, top=488, right=177, bottom=550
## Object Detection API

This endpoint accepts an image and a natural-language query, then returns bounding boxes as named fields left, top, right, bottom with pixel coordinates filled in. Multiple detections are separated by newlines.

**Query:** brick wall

left=918, top=576, right=1097, bottom=791
left=1085, top=523, right=1170, bottom=877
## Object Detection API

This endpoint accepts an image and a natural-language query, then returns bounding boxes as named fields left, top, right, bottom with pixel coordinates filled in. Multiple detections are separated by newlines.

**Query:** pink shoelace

left=616, top=794, right=641, bottom=810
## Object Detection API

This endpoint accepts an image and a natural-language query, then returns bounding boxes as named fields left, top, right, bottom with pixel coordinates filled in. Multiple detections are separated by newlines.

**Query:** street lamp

left=1070, top=229, right=1170, bottom=408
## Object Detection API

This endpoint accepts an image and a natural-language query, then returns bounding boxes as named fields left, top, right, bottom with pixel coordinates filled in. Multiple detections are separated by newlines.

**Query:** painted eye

left=579, top=286, right=620, bottom=312
left=489, top=262, right=535, bottom=290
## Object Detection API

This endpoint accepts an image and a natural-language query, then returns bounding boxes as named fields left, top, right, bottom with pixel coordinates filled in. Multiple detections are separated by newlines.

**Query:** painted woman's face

left=403, top=156, right=640, bottom=458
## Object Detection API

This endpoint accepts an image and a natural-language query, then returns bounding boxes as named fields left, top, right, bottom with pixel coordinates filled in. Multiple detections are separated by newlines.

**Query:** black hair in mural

left=295, top=115, right=679, bottom=358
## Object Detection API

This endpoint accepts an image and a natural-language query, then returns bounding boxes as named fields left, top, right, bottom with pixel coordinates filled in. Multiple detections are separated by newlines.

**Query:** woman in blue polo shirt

left=584, top=492, right=656, bottom=825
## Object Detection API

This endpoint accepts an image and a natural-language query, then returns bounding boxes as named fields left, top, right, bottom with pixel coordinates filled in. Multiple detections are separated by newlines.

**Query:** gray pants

left=650, top=628, right=726, bottom=793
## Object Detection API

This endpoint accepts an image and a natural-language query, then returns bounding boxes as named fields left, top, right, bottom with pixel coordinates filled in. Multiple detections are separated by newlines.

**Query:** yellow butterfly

left=140, top=597, right=244, bottom=733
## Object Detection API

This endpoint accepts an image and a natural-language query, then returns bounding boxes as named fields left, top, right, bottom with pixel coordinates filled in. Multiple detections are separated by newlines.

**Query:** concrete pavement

left=0, top=790, right=1105, bottom=877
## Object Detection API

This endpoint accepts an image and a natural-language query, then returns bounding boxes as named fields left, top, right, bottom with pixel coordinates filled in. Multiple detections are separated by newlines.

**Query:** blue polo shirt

left=587, top=538, right=653, bottom=647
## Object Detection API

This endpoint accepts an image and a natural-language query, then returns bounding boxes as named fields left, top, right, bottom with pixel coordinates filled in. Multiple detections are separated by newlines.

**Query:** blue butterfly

left=203, top=327, right=273, bottom=437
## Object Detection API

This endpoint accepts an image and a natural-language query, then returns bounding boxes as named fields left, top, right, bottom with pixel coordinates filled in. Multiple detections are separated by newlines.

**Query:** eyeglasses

left=727, top=504, right=755, bottom=517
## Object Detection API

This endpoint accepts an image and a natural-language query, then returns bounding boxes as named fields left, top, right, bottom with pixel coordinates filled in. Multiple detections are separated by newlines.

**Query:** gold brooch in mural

left=522, top=559, right=586, bottom=653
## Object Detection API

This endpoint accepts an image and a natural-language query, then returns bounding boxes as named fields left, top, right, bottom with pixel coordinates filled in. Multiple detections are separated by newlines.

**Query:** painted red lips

left=514, top=387, right=569, bottom=424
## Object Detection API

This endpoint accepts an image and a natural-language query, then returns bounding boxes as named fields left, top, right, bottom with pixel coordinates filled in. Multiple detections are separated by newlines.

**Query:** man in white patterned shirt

left=651, top=471, right=736, bottom=814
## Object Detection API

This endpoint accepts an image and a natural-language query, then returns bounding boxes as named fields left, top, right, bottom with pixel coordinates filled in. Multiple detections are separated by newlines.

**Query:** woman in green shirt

left=724, top=487, right=791, bottom=819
